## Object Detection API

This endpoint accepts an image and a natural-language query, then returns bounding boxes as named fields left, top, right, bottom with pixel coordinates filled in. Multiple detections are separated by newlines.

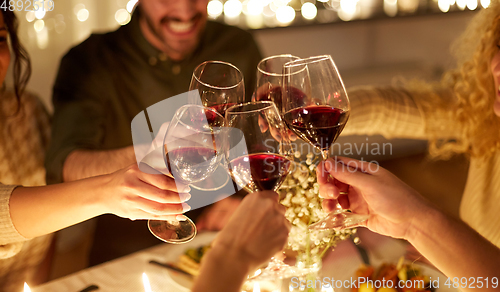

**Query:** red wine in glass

left=283, top=105, right=349, bottom=153
left=282, top=55, right=368, bottom=231
left=229, top=153, right=291, bottom=193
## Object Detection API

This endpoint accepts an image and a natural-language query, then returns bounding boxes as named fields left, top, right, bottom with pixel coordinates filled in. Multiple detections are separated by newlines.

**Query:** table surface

left=32, top=229, right=450, bottom=292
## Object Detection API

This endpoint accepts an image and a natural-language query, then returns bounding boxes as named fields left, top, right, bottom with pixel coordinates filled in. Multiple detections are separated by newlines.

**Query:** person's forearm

left=192, top=246, right=252, bottom=292
left=63, top=147, right=135, bottom=181
left=9, top=177, right=107, bottom=238
left=408, top=206, right=500, bottom=291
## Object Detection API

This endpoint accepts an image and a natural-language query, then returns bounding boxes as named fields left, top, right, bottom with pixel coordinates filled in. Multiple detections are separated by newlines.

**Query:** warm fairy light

left=77, top=9, right=89, bottom=22
left=384, top=0, right=398, bottom=17
left=466, top=0, right=478, bottom=9
left=35, top=9, right=46, bottom=20
left=438, top=0, right=451, bottom=12
left=253, top=282, right=260, bottom=292
left=34, top=19, right=45, bottom=32
left=339, top=0, right=359, bottom=20
left=127, top=0, right=139, bottom=13
left=115, top=9, right=131, bottom=25
left=24, top=283, right=31, bottom=292
left=224, top=0, right=243, bottom=17
left=247, top=0, right=264, bottom=15
left=26, top=11, right=35, bottom=22
left=301, top=2, right=317, bottom=20
left=481, top=0, right=490, bottom=8
left=321, top=285, right=334, bottom=292
left=276, top=5, right=295, bottom=24
left=142, top=273, right=152, bottom=292
left=207, top=0, right=223, bottom=17
left=456, top=0, right=467, bottom=9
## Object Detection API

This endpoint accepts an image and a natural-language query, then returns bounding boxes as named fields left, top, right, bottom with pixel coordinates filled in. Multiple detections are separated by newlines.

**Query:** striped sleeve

left=345, top=85, right=459, bottom=140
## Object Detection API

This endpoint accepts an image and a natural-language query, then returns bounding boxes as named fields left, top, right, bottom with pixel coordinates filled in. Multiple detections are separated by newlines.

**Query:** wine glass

left=225, top=101, right=293, bottom=193
left=190, top=60, right=245, bottom=116
left=148, top=104, right=226, bottom=244
left=226, top=101, right=299, bottom=278
left=188, top=60, right=245, bottom=191
left=282, top=55, right=369, bottom=231
left=254, top=54, right=300, bottom=111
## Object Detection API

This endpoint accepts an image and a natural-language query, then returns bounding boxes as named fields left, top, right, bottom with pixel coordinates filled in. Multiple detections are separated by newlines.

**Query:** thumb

left=320, top=156, right=377, bottom=188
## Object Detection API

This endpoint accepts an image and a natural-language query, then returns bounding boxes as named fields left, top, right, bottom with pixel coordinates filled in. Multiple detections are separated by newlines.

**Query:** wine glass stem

left=321, top=150, right=345, bottom=212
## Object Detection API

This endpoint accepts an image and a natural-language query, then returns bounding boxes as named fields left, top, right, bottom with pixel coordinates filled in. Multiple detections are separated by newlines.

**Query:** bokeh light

left=208, top=0, right=224, bottom=17
left=224, top=0, right=243, bottom=17
left=77, top=9, right=90, bottom=22
left=301, top=2, right=317, bottom=20
left=276, top=5, right=295, bottom=24
left=115, top=8, right=131, bottom=25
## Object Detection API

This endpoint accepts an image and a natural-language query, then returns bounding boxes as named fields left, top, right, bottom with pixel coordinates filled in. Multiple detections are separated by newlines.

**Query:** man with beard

left=46, top=0, right=262, bottom=266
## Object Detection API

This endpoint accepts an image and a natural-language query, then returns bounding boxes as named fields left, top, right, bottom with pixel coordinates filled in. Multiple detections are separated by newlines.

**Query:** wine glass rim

left=174, top=104, right=224, bottom=133
left=283, top=55, right=334, bottom=68
left=192, top=60, right=244, bottom=90
left=226, top=100, right=277, bottom=115
left=257, top=54, right=300, bottom=77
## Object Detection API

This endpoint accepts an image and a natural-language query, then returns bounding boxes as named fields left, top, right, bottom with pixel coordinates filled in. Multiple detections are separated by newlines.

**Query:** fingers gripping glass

left=282, top=55, right=369, bottom=231
left=148, top=105, right=226, bottom=244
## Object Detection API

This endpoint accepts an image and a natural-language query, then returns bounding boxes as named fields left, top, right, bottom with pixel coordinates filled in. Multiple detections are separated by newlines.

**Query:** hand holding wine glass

left=148, top=104, right=226, bottom=244
left=282, top=55, right=369, bottom=231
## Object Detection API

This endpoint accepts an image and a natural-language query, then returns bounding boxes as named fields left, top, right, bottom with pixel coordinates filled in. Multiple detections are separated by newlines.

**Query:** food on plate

left=353, top=257, right=435, bottom=292
left=177, top=243, right=211, bottom=276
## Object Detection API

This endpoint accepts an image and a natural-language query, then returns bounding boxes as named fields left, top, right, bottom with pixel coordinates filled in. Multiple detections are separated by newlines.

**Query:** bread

left=177, top=244, right=211, bottom=277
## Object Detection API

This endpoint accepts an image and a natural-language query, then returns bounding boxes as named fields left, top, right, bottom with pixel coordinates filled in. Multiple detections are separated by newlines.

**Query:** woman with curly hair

left=0, top=10, right=192, bottom=290
left=337, top=0, right=500, bottom=248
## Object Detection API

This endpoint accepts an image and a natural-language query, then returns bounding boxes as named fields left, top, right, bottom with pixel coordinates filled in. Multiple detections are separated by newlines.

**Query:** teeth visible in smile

left=169, top=21, right=194, bottom=33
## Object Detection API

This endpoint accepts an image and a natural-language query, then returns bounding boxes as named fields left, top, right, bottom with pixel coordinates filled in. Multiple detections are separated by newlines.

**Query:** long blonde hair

left=411, top=2, right=500, bottom=161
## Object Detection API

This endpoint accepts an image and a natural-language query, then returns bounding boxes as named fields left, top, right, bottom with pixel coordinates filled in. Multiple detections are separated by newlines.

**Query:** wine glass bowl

left=188, top=60, right=244, bottom=191
left=282, top=55, right=368, bottom=230
left=225, top=101, right=293, bottom=193
left=190, top=60, right=245, bottom=116
left=255, top=54, right=299, bottom=111
left=148, top=105, right=226, bottom=244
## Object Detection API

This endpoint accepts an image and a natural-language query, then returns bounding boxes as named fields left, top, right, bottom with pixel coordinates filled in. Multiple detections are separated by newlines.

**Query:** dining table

left=32, top=228, right=452, bottom=292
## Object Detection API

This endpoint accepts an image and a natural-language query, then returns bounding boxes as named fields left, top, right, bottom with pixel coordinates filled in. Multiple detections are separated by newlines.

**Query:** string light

left=115, top=8, right=131, bottom=25
left=207, top=0, right=224, bottom=17
left=224, top=0, right=243, bottom=17
left=77, top=9, right=90, bottom=22
left=301, top=2, right=317, bottom=20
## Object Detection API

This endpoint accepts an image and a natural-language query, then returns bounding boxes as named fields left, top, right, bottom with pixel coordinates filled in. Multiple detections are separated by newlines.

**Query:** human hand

left=99, top=163, right=191, bottom=221
left=196, top=196, right=242, bottom=231
left=316, top=156, right=433, bottom=240
left=212, top=191, right=290, bottom=271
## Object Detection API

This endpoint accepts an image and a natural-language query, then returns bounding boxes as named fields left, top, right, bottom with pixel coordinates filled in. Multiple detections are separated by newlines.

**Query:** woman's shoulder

left=0, top=90, right=50, bottom=120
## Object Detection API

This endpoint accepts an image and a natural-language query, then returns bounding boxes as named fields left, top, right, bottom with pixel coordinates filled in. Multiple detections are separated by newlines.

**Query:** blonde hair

left=408, top=2, right=500, bottom=161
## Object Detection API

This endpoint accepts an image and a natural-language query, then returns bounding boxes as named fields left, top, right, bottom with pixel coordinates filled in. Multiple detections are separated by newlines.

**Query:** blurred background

left=12, top=0, right=478, bottom=281
left=14, top=0, right=483, bottom=112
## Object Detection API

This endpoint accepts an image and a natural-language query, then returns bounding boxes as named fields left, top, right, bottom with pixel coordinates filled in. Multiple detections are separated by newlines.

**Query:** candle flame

left=24, top=283, right=31, bottom=292
left=142, top=272, right=152, bottom=292
left=253, top=282, right=260, bottom=292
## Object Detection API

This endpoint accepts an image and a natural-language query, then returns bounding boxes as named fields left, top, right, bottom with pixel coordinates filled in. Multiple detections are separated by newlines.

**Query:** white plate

left=161, top=232, right=218, bottom=290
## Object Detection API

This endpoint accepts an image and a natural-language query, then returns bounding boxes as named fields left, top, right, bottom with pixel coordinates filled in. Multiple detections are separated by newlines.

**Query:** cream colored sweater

left=0, top=92, right=53, bottom=290
left=346, top=86, right=500, bottom=247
